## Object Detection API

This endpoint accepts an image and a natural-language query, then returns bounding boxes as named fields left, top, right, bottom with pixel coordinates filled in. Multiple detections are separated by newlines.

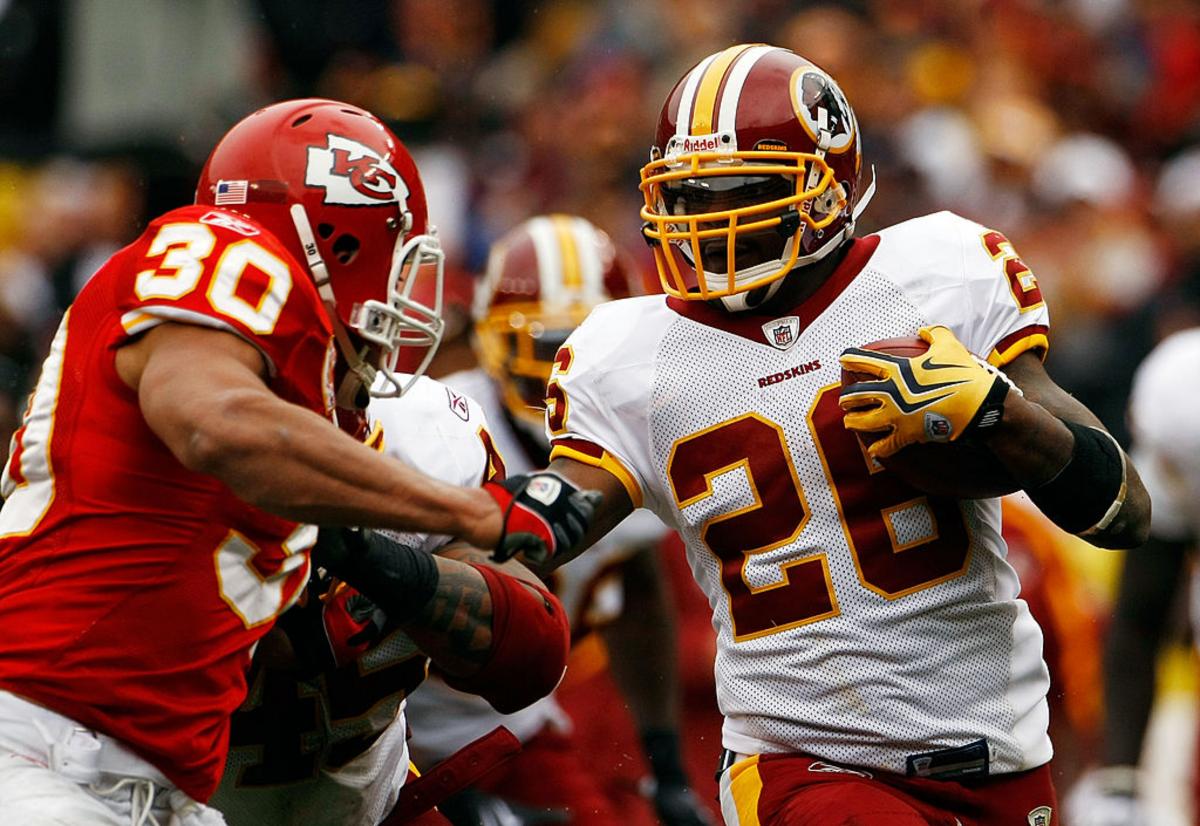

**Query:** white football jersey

left=404, top=367, right=669, bottom=765
left=1127, top=327, right=1200, bottom=542
left=550, top=212, right=1055, bottom=775
left=213, top=376, right=493, bottom=826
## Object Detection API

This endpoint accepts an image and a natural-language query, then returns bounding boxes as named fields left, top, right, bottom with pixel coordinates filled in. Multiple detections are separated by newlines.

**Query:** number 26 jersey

left=549, top=211, right=1054, bottom=775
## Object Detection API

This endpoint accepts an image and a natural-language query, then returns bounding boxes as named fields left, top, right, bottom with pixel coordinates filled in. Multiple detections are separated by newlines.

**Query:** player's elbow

left=174, top=388, right=274, bottom=479
left=1090, top=508, right=1152, bottom=550
left=442, top=566, right=571, bottom=714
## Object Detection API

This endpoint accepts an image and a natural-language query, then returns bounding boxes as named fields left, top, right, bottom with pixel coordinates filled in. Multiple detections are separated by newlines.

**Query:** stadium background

left=0, top=1, right=1198, bottom=823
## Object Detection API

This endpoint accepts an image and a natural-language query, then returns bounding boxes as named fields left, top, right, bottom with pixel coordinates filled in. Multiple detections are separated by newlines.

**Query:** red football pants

left=720, top=753, right=1058, bottom=826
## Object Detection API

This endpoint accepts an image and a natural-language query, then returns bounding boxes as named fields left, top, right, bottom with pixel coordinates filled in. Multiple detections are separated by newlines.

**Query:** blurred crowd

left=1, top=0, right=1198, bottom=464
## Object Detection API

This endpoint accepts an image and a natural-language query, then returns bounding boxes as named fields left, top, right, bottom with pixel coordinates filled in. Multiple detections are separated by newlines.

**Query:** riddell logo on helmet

left=666, top=131, right=737, bottom=157
left=306, top=134, right=410, bottom=208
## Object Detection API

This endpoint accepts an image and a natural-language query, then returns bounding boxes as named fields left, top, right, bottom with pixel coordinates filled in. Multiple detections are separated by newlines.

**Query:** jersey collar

left=665, top=235, right=880, bottom=344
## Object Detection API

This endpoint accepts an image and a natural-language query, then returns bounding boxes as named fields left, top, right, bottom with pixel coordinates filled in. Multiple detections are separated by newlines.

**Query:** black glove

left=641, top=728, right=715, bottom=826
left=651, top=785, right=716, bottom=826
left=483, top=472, right=602, bottom=564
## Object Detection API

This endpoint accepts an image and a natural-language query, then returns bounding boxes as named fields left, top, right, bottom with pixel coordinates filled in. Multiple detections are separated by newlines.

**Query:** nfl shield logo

left=1026, top=805, right=1052, bottom=826
left=761, top=316, right=800, bottom=351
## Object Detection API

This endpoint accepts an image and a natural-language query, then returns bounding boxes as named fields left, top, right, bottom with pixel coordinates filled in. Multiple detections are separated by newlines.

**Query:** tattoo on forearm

left=411, top=565, right=493, bottom=666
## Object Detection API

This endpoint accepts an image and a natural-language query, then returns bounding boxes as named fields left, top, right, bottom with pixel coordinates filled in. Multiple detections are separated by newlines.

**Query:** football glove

left=276, top=576, right=386, bottom=673
left=641, top=728, right=716, bottom=826
left=484, top=472, right=601, bottom=565
left=838, top=325, right=1015, bottom=460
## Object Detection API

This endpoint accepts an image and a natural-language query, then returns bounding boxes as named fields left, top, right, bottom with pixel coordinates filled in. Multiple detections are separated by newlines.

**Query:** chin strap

left=853, top=164, right=877, bottom=222
left=290, top=204, right=380, bottom=403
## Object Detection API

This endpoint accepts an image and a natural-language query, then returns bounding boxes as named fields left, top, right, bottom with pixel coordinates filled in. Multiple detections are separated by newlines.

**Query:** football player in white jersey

left=1068, top=327, right=1200, bottom=826
left=512, top=45, right=1151, bottom=826
left=210, top=379, right=570, bottom=826
left=405, top=214, right=714, bottom=826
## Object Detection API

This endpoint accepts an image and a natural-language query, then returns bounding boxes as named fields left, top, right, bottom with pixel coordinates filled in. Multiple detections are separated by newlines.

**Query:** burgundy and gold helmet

left=640, top=44, right=874, bottom=310
left=474, top=215, right=641, bottom=428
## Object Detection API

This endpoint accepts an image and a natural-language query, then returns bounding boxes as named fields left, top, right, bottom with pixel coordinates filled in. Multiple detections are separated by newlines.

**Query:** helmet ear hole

left=332, top=233, right=361, bottom=265
left=317, top=223, right=335, bottom=240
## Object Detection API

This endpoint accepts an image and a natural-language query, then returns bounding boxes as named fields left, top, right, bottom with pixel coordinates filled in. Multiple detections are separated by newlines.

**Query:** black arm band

left=1027, top=419, right=1127, bottom=535
left=313, top=528, right=439, bottom=624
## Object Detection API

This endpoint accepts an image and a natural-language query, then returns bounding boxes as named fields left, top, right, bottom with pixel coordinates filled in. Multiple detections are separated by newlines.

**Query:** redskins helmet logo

left=791, top=67, right=856, bottom=153
left=305, top=134, right=409, bottom=207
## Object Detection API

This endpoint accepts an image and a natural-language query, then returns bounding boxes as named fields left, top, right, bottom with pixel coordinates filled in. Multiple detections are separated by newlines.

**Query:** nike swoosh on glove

left=838, top=325, right=1017, bottom=460
left=484, top=472, right=602, bottom=565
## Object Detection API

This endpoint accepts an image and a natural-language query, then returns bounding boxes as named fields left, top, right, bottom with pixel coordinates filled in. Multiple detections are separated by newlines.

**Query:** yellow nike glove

left=837, top=326, right=1016, bottom=459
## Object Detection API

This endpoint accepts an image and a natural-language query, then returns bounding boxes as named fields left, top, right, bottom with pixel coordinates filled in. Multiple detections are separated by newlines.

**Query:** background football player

left=403, top=214, right=713, bottom=826
left=1067, top=327, right=1200, bottom=826
left=0, top=99, right=596, bottom=826
left=212, top=367, right=568, bottom=826
left=517, top=45, right=1150, bottom=826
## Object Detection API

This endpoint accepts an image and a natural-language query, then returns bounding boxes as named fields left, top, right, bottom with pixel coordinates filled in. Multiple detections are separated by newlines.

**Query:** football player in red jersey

left=0, top=99, right=595, bottom=826
left=510, top=45, right=1151, bottom=826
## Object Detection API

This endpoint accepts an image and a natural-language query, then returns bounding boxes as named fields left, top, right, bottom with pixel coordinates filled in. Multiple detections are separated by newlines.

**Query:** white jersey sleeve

left=880, top=212, right=1051, bottom=365
left=367, top=375, right=496, bottom=551
left=547, top=296, right=673, bottom=523
left=1128, top=328, right=1200, bottom=540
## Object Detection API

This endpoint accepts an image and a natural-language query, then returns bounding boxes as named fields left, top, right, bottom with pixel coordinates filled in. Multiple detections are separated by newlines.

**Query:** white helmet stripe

left=717, top=45, right=778, bottom=134
left=674, top=52, right=720, bottom=140
left=527, top=216, right=565, bottom=306
left=570, top=216, right=606, bottom=305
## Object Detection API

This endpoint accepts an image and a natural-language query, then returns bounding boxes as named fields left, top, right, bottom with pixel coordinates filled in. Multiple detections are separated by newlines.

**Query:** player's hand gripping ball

left=838, top=327, right=1019, bottom=498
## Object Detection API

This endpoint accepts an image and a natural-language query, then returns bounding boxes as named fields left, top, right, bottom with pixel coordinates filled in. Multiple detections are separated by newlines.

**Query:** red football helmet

left=474, top=215, right=641, bottom=430
left=640, top=44, right=874, bottom=311
left=197, top=99, right=444, bottom=402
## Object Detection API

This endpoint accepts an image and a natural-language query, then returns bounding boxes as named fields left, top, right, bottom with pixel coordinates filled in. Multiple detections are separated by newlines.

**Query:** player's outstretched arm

left=315, top=528, right=570, bottom=713
left=119, top=323, right=596, bottom=562
left=120, top=323, right=501, bottom=543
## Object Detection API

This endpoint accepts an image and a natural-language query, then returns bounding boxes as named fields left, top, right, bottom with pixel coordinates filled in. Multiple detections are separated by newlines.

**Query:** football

left=840, top=336, right=1019, bottom=499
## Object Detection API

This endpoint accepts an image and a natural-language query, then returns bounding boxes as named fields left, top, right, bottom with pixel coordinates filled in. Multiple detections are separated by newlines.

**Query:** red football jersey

left=0, top=205, right=335, bottom=800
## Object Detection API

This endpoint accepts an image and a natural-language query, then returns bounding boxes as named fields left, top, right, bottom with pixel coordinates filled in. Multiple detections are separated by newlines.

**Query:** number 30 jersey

left=0, top=205, right=333, bottom=800
left=549, top=211, right=1054, bottom=774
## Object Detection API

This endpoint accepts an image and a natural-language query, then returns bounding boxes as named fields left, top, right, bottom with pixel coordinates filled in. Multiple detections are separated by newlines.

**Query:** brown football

left=840, top=336, right=1019, bottom=499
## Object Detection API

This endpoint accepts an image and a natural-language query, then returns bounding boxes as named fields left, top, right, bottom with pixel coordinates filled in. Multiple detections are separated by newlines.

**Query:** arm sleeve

left=116, top=206, right=331, bottom=384
left=910, top=212, right=1051, bottom=367
left=547, top=301, right=664, bottom=517
left=955, top=215, right=1051, bottom=366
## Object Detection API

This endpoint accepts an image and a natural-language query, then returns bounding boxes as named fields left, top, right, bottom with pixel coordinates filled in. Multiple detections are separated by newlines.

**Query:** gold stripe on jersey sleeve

left=987, top=330, right=1049, bottom=367
left=364, top=420, right=385, bottom=453
left=726, top=755, right=764, bottom=825
left=120, top=311, right=158, bottom=335
left=549, top=442, right=643, bottom=509
left=551, top=214, right=582, bottom=289
left=691, top=44, right=754, bottom=135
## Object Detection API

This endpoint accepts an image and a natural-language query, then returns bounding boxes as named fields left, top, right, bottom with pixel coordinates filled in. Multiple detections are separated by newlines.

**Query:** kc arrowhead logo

left=306, top=134, right=409, bottom=207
